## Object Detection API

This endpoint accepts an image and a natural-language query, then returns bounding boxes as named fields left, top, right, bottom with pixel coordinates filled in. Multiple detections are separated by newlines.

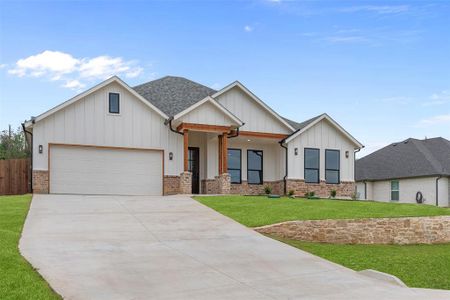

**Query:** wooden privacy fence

left=0, top=158, right=31, bottom=195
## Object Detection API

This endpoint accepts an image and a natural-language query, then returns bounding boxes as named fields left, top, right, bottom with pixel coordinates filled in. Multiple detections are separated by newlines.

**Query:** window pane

left=248, top=170, right=262, bottom=184
left=391, top=191, right=399, bottom=201
left=228, top=149, right=241, bottom=169
left=305, top=169, right=319, bottom=183
left=305, top=149, right=319, bottom=169
left=391, top=180, right=399, bottom=190
left=326, top=150, right=339, bottom=170
left=326, top=170, right=339, bottom=184
left=229, top=169, right=241, bottom=184
left=248, top=150, right=262, bottom=170
left=109, top=93, right=120, bottom=113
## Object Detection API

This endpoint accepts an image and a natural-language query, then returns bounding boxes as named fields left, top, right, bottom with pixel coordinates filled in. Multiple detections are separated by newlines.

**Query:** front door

left=188, top=147, right=200, bottom=194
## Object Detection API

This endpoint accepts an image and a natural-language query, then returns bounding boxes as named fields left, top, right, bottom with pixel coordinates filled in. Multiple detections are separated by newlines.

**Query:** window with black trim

left=109, top=93, right=120, bottom=114
left=247, top=150, right=263, bottom=184
left=304, top=148, right=319, bottom=183
left=227, top=149, right=241, bottom=184
left=325, top=149, right=340, bottom=184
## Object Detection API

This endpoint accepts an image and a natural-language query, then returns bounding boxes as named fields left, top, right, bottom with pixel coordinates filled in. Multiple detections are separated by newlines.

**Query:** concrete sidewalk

left=20, top=194, right=450, bottom=299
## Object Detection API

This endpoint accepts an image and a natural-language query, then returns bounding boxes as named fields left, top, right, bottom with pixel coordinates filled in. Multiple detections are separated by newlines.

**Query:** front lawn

left=0, top=195, right=61, bottom=300
left=195, top=196, right=450, bottom=227
left=271, top=236, right=450, bottom=290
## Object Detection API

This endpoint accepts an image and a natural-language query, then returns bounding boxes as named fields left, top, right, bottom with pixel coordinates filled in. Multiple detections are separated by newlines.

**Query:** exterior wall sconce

left=294, top=148, right=298, bottom=156
left=345, top=151, right=349, bottom=158
left=39, top=145, right=43, bottom=154
left=169, top=152, right=173, bottom=160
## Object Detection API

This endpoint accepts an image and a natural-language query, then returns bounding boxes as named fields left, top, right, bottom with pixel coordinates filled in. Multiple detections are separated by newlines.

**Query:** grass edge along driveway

left=271, top=236, right=450, bottom=290
left=194, top=195, right=450, bottom=227
left=195, top=195, right=450, bottom=290
left=0, top=194, right=61, bottom=300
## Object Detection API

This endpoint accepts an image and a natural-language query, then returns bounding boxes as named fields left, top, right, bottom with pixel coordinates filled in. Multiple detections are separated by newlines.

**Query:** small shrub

left=288, top=190, right=295, bottom=197
left=309, top=191, right=315, bottom=198
left=351, top=192, right=358, bottom=200
left=330, top=189, right=337, bottom=198
left=304, top=192, right=309, bottom=198
left=264, top=185, right=272, bottom=195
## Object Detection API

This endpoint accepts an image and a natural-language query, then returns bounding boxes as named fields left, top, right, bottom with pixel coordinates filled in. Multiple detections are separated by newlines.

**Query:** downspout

left=363, top=181, right=367, bottom=200
left=164, top=116, right=184, bottom=136
left=436, top=175, right=442, bottom=206
left=278, top=140, right=288, bottom=195
left=227, top=123, right=245, bottom=139
left=21, top=121, right=33, bottom=193
left=354, top=147, right=362, bottom=197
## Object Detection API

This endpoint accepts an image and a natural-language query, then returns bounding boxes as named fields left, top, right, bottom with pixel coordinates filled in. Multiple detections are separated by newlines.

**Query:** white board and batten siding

left=50, top=145, right=163, bottom=195
left=287, top=118, right=356, bottom=181
left=32, top=81, right=184, bottom=176
left=177, top=101, right=236, bottom=127
left=215, top=86, right=291, bottom=134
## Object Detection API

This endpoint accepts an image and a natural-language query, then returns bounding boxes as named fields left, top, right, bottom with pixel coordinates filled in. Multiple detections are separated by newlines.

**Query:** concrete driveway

left=20, top=195, right=450, bottom=300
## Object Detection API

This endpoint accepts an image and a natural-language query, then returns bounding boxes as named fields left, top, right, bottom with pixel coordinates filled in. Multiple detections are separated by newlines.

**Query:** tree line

left=0, top=125, right=30, bottom=160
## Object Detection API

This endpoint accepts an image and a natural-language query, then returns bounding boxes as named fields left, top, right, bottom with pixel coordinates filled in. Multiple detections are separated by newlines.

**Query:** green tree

left=0, top=125, right=30, bottom=160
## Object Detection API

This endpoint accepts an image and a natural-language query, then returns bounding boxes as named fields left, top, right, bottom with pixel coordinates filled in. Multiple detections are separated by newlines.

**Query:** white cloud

left=244, top=25, right=253, bottom=32
left=422, top=90, right=450, bottom=106
left=9, top=51, right=79, bottom=78
left=417, top=114, right=450, bottom=127
left=0, top=63, right=7, bottom=69
left=8, top=50, right=145, bottom=90
left=340, top=5, right=410, bottom=14
left=62, top=79, right=85, bottom=90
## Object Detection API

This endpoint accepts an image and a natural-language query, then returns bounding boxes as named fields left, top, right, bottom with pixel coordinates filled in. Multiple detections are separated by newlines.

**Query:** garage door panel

left=50, top=145, right=162, bottom=195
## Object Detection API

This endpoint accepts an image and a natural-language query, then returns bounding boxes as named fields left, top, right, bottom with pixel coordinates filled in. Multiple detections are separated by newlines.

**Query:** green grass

left=195, top=196, right=450, bottom=227
left=271, top=236, right=450, bottom=290
left=0, top=195, right=61, bottom=300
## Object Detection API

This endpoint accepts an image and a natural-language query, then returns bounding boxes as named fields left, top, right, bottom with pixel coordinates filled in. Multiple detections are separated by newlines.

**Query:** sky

left=0, top=0, right=449, bottom=157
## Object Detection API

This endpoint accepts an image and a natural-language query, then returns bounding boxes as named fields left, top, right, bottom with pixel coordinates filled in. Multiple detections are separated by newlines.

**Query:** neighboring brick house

left=24, top=76, right=363, bottom=197
left=356, top=137, right=450, bottom=207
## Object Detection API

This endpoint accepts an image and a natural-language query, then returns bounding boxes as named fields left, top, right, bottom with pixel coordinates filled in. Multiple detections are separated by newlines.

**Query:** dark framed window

left=391, top=180, right=399, bottom=201
left=247, top=150, right=263, bottom=185
left=325, top=149, right=340, bottom=184
left=304, top=148, right=319, bottom=183
left=227, top=148, right=241, bottom=184
left=109, top=93, right=120, bottom=114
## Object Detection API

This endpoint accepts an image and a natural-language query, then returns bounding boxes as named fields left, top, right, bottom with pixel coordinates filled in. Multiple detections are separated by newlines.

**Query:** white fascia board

left=284, top=113, right=364, bottom=148
left=173, top=96, right=243, bottom=126
left=27, top=76, right=168, bottom=127
left=212, top=81, right=296, bottom=132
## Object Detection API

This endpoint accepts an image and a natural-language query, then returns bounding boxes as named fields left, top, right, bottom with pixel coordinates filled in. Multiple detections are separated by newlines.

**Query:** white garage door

left=49, top=145, right=163, bottom=195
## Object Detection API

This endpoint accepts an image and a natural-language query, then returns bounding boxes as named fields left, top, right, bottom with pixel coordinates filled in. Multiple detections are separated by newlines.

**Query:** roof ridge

left=411, top=139, right=446, bottom=174
left=133, top=75, right=217, bottom=92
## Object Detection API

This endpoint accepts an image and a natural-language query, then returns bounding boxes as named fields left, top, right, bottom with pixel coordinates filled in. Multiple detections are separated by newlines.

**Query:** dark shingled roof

left=282, top=115, right=323, bottom=131
left=356, top=137, right=450, bottom=181
left=133, top=76, right=317, bottom=131
left=133, top=76, right=217, bottom=116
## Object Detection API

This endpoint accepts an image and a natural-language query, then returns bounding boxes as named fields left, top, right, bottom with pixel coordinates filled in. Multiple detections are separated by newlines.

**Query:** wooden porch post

left=218, top=135, right=223, bottom=174
left=222, top=133, right=228, bottom=173
left=183, top=129, right=189, bottom=172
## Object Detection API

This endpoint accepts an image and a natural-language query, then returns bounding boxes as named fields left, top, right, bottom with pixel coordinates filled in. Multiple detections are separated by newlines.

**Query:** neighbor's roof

left=356, top=137, right=450, bottom=181
left=133, top=76, right=217, bottom=116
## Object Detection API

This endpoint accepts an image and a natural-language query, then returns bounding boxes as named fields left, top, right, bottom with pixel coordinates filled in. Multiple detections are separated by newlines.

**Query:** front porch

left=177, top=122, right=288, bottom=195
